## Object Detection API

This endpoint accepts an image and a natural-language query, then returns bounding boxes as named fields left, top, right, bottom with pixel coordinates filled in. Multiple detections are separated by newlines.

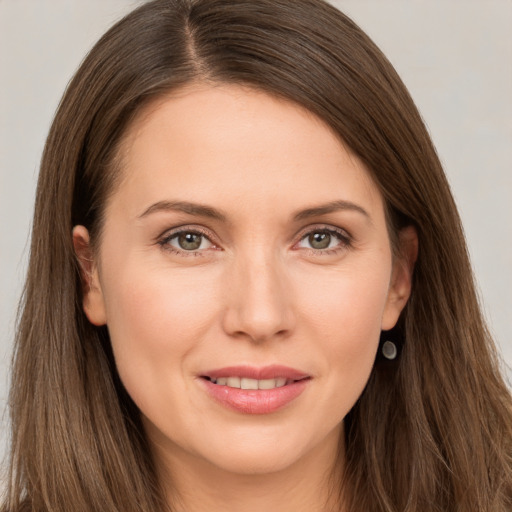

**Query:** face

left=74, top=84, right=414, bottom=478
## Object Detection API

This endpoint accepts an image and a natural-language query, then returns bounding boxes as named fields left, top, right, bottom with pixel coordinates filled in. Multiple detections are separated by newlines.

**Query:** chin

left=191, top=422, right=343, bottom=477
left=205, top=445, right=301, bottom=475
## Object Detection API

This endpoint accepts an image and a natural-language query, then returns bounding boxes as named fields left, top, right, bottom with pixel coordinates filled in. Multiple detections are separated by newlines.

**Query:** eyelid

left=157, top=225, right=220, bottom=254
left=155, top=223, right=353, bottom=256
left=293, top=224, right=353, bottom=251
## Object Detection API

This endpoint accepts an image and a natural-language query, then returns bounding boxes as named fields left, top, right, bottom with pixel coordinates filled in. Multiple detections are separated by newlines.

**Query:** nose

left=221, top=250, right=296, bottom=343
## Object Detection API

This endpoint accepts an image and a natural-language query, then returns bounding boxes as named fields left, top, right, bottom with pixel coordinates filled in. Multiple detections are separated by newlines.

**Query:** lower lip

left=200, top=378, right=309, bottom=414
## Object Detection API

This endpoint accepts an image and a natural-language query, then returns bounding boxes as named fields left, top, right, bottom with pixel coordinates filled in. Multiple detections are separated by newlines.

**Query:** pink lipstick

left=199, top=365, right=310, bottom=414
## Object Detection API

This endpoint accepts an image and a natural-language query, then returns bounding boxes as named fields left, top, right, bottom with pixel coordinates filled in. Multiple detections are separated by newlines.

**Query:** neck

left=150, top=426, right=345, bottom=512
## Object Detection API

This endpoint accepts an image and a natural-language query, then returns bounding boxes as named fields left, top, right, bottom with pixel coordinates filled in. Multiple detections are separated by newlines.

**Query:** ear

left=381, top=225, right=418, bottom=330
left=72, top=225, right=107, bottom=326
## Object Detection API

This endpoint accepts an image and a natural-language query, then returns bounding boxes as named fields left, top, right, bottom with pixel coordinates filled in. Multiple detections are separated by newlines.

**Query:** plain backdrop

left=1, top=0, right=511, bottom=468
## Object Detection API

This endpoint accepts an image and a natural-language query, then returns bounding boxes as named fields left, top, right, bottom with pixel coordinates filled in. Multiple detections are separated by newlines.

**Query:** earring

left=378, top=327, right=402, bottom=361
left=381, top=339, right=397, bottom=360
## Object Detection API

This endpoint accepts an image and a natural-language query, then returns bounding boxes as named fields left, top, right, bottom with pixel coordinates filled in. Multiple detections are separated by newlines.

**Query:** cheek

left=104, top=260, right=219, bottom=340
left=296, top=260, right=390, bottom=393
left=100, top=261, right=220, bottom=400
left=298, top=260, right=391, bottom=337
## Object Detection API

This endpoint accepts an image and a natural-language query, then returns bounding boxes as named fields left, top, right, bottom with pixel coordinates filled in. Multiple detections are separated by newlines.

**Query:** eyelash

left=157, top=225, right=353, bottom=257
left=158, top=226, right=216, bottom=257
left=295, top=225, right=353, bottom=255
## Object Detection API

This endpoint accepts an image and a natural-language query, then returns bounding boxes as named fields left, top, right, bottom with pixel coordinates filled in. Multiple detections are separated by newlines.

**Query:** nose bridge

left=222, top=245, right=294, bottom=342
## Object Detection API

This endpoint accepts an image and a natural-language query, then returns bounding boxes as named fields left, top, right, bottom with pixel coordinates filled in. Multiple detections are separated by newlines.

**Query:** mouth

left=199, top=365, right=311, bottom=414
left=201, top=376, right=308, bottom=390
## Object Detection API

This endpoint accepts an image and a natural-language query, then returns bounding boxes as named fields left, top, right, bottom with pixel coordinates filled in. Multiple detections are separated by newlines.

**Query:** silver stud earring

left=381, top=340, right=398, bottom=360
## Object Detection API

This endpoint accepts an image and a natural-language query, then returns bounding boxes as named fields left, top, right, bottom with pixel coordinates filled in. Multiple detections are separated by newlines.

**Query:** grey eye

left=166, top=231, right=213, bottom=251
left=297, top=228, right=350, bottom=252
left=308, top=232, right=331, bottom=249
left=178, top=232, right=203, bottom=250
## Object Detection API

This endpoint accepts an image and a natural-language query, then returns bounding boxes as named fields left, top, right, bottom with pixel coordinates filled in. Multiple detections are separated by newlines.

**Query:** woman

left=3, top=0, right=511, bottom=511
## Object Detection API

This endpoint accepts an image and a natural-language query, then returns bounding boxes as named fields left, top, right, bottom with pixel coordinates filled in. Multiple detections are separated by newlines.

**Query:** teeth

left=275, top=377, right=287, bottom=388
left=227, top=377, right=241, bottom=388
left=210, top=377, right=291, bottom=390
left=258, top=378, right=277, bottom=390
left=240, top=378, right=259, bottom=390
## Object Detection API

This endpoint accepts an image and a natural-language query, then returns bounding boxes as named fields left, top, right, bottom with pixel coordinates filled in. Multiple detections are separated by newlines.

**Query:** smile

left=206, top=377, right=290, bottom=389
left=200, top=365, right=311, bottom=414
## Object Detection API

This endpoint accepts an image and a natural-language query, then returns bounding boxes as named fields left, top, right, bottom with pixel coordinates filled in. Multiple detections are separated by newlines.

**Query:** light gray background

left=1, top=0, right=511, bottom=474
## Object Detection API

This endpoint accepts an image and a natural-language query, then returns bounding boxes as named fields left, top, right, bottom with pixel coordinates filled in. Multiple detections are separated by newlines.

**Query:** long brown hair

left=4, top=0, right=512, bottom=510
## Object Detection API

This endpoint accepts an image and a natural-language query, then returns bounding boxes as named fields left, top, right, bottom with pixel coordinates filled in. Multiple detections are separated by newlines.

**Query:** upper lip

left=201, top=365, right=310, bottom=381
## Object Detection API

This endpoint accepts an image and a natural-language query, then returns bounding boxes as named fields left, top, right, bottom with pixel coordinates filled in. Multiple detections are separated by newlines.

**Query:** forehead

left=109, top=83, right=383, bottom=221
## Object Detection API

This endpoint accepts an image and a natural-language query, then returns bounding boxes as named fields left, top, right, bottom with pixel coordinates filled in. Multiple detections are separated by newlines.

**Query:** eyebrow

left=292, top=200, right=370, bottom=222
left=138, top=199, right=369, bottom=223
left=138, top=200, right=227, bottom=222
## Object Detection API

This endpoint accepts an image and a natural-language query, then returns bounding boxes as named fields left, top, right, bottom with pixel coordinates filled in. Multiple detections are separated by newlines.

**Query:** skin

left=74, top=84, right=416, bottom=512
